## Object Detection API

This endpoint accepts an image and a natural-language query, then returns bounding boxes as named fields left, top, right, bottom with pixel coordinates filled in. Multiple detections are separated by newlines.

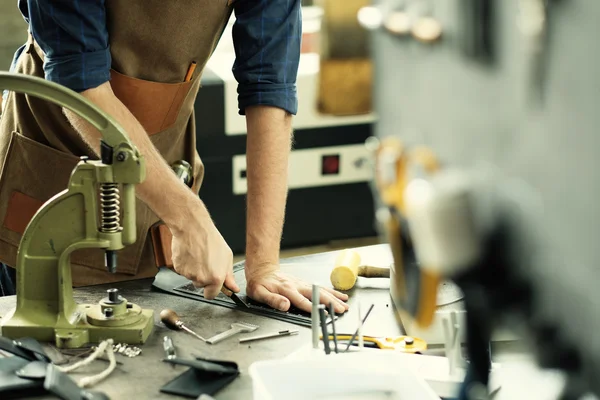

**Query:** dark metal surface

left=0, top=245, right=402, bottom=399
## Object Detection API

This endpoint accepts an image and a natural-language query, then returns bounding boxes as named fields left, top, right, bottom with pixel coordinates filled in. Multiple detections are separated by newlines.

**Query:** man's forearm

left=244, top=106, right=292, bottom=272
left=64, top=82, right=209, bottom=234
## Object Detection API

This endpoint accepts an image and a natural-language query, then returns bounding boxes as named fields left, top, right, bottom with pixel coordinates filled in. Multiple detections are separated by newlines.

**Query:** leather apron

left=0, top=0, right=234, bottom=286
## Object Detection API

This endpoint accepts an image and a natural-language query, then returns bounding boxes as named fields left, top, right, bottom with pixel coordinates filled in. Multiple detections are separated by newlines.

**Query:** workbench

left=0, top=244, right=406, bottom=400
left=0, top=244, right=569, bottom=399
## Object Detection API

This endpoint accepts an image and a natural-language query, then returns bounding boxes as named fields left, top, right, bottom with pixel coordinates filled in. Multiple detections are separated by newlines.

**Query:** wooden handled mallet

left=330, top=249, right=391, bottom=291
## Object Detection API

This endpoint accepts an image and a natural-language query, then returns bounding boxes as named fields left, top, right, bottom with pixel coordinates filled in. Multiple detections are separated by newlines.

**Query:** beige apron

left=0, top=0, right=235, bottom=286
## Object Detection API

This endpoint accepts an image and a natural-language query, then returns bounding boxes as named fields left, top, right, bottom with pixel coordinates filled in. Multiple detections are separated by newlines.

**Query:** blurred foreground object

left=367, top=0, right=600, bottom=398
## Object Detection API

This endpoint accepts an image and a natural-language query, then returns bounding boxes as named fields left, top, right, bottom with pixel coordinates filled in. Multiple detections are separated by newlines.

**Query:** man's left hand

left=246, top=265, right=350, bottom=314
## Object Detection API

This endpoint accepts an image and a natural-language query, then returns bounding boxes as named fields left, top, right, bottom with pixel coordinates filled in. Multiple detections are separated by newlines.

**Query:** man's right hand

left=70, top=83, right=239, bottom=298
left=170, top=211, right=238, bottom=300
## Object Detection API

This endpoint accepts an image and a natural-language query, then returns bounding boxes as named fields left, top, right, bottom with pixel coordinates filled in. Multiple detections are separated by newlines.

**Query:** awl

left=160, top=309, right=207, bottom=342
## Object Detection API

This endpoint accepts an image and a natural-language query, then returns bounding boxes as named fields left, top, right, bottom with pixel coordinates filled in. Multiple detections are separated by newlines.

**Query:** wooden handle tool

left=160, top=309, right=206, bottom=342
left=330, top=249, right=390, bottom=290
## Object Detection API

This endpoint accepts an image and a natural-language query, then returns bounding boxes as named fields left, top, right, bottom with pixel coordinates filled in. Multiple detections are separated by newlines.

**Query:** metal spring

left=100, top=183, right=121, bottom=233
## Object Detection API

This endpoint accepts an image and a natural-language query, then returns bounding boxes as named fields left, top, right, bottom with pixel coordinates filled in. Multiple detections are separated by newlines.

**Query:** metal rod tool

left=329, top=302, right=339, bottom=354
left=358, top=302, right=364, bottom=350
left=239, top=329, right=299, bottom=343
left=318, top=305, right=331, bottom=355
left=344, top=304, right=375, bottom=352
left=160, top=309, right=206, bottom=342
left=312, top=284, right=320, bottom=348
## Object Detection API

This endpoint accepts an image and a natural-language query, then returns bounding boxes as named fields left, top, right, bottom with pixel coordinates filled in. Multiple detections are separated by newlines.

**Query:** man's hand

left=243, top=106, right=349, bottom=313
left=170, top=213, right=238, bottom=300
left=246, top=264, right=350, bottom=314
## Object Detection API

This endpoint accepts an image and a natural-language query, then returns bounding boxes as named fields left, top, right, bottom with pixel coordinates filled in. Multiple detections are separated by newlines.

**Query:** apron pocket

left=0, top=131, right=79, bottom=246
left=110, top=69, right=196, bottom=136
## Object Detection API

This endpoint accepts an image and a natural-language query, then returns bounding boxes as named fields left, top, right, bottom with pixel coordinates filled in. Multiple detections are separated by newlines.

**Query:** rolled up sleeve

left=25, top=0, right=111, bottom=93
left=231, top=0, right=302, bottom=116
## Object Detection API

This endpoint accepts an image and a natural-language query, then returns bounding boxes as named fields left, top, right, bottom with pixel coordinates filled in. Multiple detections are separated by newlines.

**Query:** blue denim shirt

left=13, top=0, right=301, bottom=116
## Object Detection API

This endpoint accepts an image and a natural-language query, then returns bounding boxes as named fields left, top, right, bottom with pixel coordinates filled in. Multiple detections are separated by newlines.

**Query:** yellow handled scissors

left=323, top=334, right=427, bottom=354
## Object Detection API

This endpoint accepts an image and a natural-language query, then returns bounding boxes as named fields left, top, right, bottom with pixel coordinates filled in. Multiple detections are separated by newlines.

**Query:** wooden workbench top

left=0, top=244, right=401, bottom=400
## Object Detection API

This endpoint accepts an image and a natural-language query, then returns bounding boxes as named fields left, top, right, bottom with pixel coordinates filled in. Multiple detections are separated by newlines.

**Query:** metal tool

left=160, top=309, right=206, bottom=342
left=329, top=302, right=339, bottom=354
left=0, top=72, right=153, bottom=349
left=206, top=322, right=259, bottom=345
left=312, top=284, right=320, bottom=348
left=113, top=343, right=142, bottom=358
left=163, top=336, right=176, bottom=360
left=172, top=160, right=193, bottom=186
left=327, top=334, right=427, bottom=354
left=220, top=285, right=249, bottom=308
left=358, top=302, right=364, bottom=350
left=344, top=303, right=375, bottom=352
left=318, top=305, right=331, bottom=355
left=239, top=329, right=299, bottom=344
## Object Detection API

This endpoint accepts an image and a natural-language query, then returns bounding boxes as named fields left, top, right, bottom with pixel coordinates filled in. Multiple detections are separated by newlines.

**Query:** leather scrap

left=160, top=357, right=239, bottom=399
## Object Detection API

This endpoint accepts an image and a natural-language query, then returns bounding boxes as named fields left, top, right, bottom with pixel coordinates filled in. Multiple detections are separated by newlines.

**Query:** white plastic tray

left=248, top=352, right=440, bottom=400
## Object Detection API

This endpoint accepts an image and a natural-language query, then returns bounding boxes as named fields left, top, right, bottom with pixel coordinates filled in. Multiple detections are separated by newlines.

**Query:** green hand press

left=0, top=72, right=154, bottom=348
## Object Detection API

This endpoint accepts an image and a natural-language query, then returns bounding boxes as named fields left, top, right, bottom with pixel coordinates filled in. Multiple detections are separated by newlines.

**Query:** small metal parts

left=163, top=336, right=176, bottom=360
left=102, top=289, right=122, bottom=319
left=111, top=343, right=142, bottom=358
left=171, top=160, right=193, bottom=187
left=106, top=288, right=122, bottom=304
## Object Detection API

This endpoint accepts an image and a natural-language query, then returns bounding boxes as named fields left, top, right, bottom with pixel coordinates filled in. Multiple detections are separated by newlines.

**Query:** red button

left=322, top=155, right=340, bottom=175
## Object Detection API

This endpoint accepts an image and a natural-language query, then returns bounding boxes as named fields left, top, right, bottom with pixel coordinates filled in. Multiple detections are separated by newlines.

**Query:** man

left=0, top=0, right=349, bottom=314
